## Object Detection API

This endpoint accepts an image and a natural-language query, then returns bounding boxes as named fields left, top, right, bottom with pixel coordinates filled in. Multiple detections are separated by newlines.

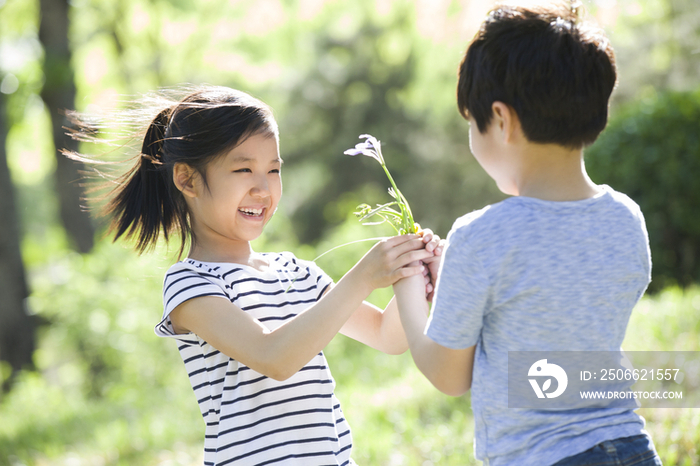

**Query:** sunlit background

left=0, top=0, right=699, bottom=465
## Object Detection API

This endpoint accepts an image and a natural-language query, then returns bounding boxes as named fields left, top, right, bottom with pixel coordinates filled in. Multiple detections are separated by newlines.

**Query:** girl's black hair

left=65, top=85, right=278, bottom=256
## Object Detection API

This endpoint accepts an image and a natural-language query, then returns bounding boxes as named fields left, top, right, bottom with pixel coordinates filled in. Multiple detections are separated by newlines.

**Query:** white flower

left=343, top=133, right=417, bottom=235
left=343, top=134, right=385, bottom=165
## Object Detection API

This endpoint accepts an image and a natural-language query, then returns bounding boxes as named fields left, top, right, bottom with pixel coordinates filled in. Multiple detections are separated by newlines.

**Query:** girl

left=70, top=85, right=440, bottom=465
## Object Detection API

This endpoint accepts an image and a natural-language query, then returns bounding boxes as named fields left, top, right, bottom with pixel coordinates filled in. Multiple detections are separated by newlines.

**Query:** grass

left=0, top=238, right=698, bottom=465
left=622, top=286, right=700, bottom=466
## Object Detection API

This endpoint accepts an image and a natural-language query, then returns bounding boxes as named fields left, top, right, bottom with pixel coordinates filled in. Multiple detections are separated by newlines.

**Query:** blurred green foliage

left=623, top=286, right=700, bottom=466
left=2, top=0, right=700, bottom=464
left=0, top=241, right=203, bottom=466
left=605, top=0, right=700, bottom=103
left=586, top=89, right=700, bottom=292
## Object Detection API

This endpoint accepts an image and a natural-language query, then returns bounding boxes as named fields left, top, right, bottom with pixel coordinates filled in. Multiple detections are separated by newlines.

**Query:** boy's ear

left=173, top=163, right=199, bottom=198
left=491, top=101, right=521, bottom=144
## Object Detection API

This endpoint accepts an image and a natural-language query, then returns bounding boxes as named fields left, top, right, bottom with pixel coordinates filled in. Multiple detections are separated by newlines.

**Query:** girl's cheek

left=275, top=181, right=283, bottom=198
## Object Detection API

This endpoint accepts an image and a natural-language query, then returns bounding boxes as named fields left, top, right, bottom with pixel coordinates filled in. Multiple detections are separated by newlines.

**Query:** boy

left=393, top=2, right=663, bottom=465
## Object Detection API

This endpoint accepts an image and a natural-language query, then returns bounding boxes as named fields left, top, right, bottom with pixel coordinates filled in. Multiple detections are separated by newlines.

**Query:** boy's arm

left=393, top=274, right=475, bottom=396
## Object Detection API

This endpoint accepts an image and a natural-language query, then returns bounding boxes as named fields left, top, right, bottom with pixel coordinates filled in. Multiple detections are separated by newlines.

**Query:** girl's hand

left=417, top=228, right=445, bottom=301
left=355, top=235, right=434, bottom=292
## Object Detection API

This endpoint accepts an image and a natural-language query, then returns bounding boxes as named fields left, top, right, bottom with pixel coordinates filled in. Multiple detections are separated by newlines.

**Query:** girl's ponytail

left=106, top=107, right=182, bottom=253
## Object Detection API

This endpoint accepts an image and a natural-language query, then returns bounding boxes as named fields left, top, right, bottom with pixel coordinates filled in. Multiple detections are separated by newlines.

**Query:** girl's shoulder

left=162, top=259, right=223, bottom=286
left=276, top=251, right=330, bottom=274
left=272, top=251, right=312, bottom=270
left=267, top=252, right=328, bottom=281
left=166, top=252, right=321, bottom=278
left=169, top=258, right=223, bottom=275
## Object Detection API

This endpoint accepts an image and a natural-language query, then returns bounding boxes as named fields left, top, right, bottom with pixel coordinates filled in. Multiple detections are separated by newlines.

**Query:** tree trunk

left=39, top=0, right=95, bottom=253
left=0, top=92, right=35, bottom=390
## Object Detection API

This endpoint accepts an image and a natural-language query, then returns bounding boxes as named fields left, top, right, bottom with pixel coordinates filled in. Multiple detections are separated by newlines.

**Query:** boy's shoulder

left=447, top=197, right=525, bottom=241
left=448, top=186, right=646, bottom=245
left=451, top=197, right=526, bottom=225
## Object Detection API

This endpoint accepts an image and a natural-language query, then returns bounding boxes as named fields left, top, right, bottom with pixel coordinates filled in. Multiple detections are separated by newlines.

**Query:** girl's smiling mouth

left=238, top=207, right=265, bottom=218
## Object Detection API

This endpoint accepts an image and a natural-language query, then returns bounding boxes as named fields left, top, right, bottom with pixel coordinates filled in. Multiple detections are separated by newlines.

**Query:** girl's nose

left=250, top=174, right=270, bottom=198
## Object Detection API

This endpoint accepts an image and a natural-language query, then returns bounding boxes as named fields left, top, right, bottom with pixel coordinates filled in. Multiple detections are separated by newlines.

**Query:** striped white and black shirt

left=155, top=252, right=354, bottom=466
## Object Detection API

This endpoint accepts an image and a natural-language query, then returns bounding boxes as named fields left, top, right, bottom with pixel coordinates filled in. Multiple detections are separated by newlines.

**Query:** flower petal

left=343, top=134, right=384, bottom=164
left=360, top=135, right=380, bottom=149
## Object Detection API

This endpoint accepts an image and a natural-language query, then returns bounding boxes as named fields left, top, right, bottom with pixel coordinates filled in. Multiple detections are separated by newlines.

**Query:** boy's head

left=457, top=1, right=616, bottom=149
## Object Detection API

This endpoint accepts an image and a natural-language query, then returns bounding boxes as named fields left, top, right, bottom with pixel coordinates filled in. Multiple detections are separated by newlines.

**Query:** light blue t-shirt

left=426, top=185, right=651, bottom=466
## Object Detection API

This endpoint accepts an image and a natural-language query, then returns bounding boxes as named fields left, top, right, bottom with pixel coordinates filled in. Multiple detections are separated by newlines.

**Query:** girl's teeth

left=240, top=208, right=263, bottom=216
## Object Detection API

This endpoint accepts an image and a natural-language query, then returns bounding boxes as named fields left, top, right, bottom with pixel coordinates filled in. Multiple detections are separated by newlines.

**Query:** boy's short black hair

left=457, top=1, right=617, bottom=148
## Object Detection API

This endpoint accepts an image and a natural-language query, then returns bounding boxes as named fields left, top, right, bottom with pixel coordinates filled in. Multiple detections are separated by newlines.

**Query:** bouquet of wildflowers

left=287, top=134, right=420, bottom=292
left=344, top=134, right=419, bottom=235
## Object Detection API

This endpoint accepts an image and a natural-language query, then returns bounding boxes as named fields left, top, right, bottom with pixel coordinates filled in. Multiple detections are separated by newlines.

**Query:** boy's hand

left=417, top=228, right=445, bottom=301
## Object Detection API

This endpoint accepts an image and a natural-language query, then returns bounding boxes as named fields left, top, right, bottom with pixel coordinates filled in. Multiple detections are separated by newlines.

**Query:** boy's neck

left=510, top=142, right=600, bottom=202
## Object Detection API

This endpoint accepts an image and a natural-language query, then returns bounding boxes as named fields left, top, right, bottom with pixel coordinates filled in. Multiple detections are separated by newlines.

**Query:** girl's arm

left=338, top=296, right=407, bottom=355
left=392, top=274, right=475, bottom=396
left=170, top=235, right=433, bottom=381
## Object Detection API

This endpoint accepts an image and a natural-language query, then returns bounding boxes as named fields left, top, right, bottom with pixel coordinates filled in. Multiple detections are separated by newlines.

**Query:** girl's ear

left=491, top=101, right=522, bottom=144
left=173, top=163, right=199, bottom=198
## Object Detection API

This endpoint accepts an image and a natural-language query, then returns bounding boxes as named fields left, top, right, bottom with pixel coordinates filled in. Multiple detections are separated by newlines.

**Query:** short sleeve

left=155, top=264, right=229, bottom=339
left=291, top=254, right=334, bottom=300
left=425, top=226, right=490, bottom=350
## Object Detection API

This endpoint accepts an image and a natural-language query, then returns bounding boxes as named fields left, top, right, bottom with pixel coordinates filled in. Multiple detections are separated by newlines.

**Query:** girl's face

left=187, top=132, right=282, bottom=249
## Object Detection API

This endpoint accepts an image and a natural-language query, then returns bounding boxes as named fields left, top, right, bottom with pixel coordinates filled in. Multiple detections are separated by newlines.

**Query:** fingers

left=382, top=233, right=420, bottom=248
left=421, top=254, right=442, bottom=264
left=396, top=248, right=434, bottom=267
left=422, top=265, right=435, bottom=299
left=368, top=233, right=444, bottom=289
left=382, top=232, right=443, bottom=258
left=390, top=262, right=435, bottom=296
left=395, top=263, right=425, bottom=280
left=418, top=229, right=443, bottom=255
left=383, top=235, right=429, bottom=260
left=417, top=231, right=444, bottom=301
left=420, top=229, right=435, bottom=252
left=435, top=238, right=445, bottom=255
left=378, top=234, right=440, bottom=271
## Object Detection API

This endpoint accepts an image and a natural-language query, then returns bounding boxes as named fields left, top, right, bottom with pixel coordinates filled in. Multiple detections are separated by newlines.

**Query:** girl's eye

left=269, top=169, right=280, bottom=174
left=234, top=168, right=251, bottom=173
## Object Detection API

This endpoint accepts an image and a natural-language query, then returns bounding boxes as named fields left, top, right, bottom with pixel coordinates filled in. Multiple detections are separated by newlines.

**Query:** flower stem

left=381, top=163, right=416, bottom=233
left=285, top=237, right=390, bottom=292
left=312, top=237, right=391, bottom=262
